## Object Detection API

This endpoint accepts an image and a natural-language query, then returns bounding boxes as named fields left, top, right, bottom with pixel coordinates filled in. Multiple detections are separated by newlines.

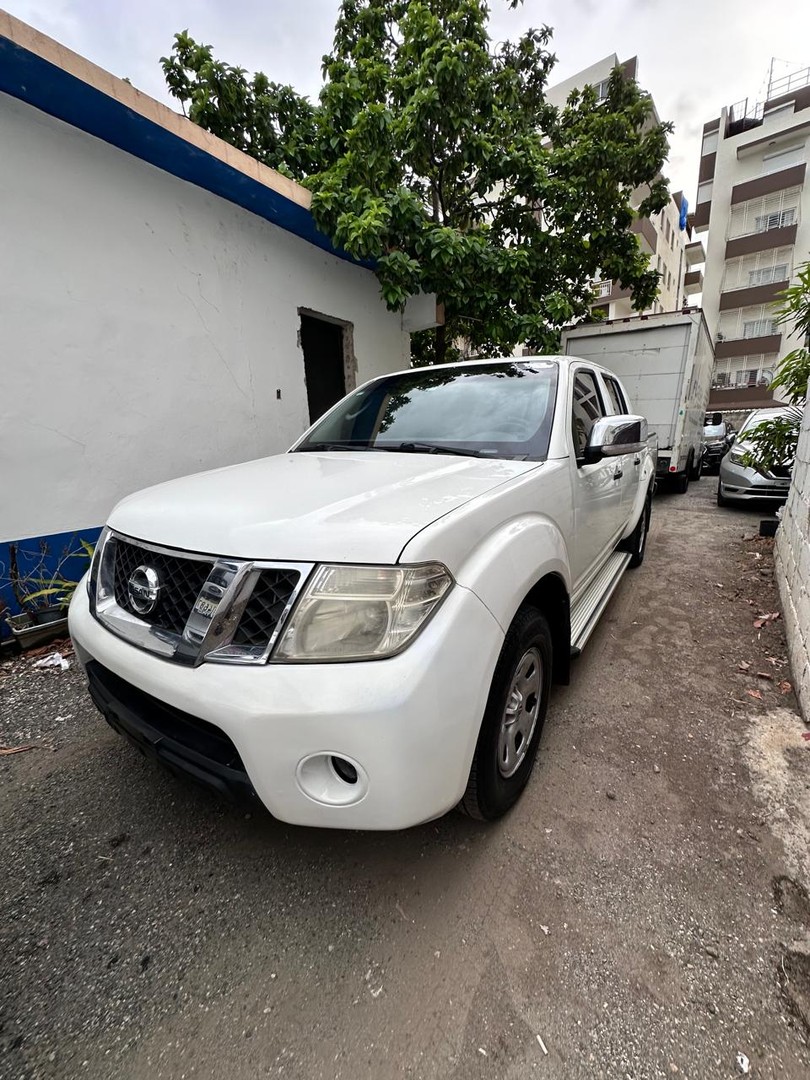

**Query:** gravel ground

left=2, top=479, right=810, bottom=1080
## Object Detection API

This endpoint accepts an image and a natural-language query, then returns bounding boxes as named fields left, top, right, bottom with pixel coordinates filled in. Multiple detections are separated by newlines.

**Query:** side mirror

left=583, top=415, right=648, bottom=464
left=728, top=433, right=736, bottom=445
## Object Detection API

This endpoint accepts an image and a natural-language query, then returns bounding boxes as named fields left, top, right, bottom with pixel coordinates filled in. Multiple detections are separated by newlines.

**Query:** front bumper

left=703, top=445, right=727, bottom=468
left=69, top=583, right=504, bottom=830
left=718, top=457, right=791, bottom=502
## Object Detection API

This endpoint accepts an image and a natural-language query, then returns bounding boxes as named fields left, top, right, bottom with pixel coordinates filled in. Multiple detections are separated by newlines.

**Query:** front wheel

left=622, top=487, right=652, bottom=568
left=460, top=607, right=552, bottom=821
left=717, top=481, right=729, bottom=507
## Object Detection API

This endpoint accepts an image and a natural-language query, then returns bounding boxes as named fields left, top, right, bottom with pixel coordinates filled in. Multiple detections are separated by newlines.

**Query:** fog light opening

left=331, top=756, right=358, bottom=785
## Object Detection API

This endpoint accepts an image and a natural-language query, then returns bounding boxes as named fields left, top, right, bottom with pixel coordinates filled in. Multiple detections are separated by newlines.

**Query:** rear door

left=569, top=368, right=623, bottom=587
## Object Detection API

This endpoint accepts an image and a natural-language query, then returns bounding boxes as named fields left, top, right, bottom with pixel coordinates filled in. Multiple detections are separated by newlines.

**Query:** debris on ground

left=754, top=612, right=780, bottom=629
left=25, top=637, right=73, bottom=659
left=0, top=744, right=37, bottom=756
left=536, top=1034, right=548, bottom=1056
left=736, top=1051, right=750, bottom=1074
left=32, top=652, right=70, bottom=671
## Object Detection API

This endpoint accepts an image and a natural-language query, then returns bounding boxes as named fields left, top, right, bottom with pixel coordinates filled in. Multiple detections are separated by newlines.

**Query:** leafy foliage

left=742, top=262, right=809, bottom=473
left=162, top=2, right=672, bottom=361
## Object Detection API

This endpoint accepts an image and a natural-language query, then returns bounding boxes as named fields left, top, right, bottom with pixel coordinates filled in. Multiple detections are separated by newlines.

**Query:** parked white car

left=69, top=357, right=656, bottom=829
left=717, top=407, right=793, bottom=506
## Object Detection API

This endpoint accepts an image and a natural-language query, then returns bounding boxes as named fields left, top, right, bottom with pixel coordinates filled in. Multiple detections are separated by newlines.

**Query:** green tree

left=742, top=262, right=810, bottom=473
left=162, top=1, right=672, bottom=363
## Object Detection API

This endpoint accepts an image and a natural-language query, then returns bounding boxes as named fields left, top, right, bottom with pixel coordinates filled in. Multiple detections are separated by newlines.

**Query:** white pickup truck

left=69, top=356, right=656, bottom=830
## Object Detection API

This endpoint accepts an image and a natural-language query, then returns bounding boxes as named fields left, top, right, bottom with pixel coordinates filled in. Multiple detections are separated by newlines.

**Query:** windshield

left=703, top=424, right=725, bottom=438
left=294, top=361, right=559, bottom=460
left=738, top=409, right=788, bottom=439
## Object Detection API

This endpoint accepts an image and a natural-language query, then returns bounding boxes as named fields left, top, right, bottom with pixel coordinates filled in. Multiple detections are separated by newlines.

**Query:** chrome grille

left=92, top=530, right=312, bottom=666
left=231, top=569, right=301, bottom=648
left=112, top=537, right=212, bottom=635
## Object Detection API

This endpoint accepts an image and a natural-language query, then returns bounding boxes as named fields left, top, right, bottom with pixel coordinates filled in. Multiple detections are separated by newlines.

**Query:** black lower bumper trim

left=86, top=661, right=258, bottom=804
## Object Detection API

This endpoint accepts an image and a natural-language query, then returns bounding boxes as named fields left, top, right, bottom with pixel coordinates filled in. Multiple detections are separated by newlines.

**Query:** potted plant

left=3, top=539, right=95, bottom=649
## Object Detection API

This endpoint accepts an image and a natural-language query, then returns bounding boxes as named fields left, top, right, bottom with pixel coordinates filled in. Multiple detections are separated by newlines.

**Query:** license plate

left=194, top=597, right=218, bottom=618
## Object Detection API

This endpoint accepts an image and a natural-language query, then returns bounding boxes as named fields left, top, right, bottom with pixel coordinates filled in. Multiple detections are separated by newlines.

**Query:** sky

left=7, top=0, right=810, bottom=203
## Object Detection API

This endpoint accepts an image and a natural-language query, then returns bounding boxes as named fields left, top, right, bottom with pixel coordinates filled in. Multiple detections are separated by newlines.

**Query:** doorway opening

left=298, top=311, right=356, bottom=424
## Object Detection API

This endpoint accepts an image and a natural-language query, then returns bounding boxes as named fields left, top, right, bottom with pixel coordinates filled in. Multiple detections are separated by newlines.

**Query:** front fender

left=404, top=511, right=571, bottom=634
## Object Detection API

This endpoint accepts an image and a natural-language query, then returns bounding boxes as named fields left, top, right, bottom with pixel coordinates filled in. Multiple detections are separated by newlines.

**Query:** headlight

left=273, top=563, right=453, bottom=661
left=86, top=526, right=110, bottom=605
left=728, top=449, right=747, bottom=465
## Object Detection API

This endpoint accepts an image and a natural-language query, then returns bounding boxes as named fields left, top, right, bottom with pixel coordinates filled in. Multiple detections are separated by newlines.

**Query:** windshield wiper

left=380, top=441, right=485, bottom=458
left=296, top=441, right=378, bottom=452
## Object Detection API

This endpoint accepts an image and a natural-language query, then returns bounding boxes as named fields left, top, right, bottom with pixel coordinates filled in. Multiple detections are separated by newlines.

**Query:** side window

left=571, top=370, right=605, bottom=461
left=603, top=376, right=628, bottom=415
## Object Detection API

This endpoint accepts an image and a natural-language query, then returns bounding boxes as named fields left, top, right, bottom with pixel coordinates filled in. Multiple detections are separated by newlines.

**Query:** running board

left=570, top=552, right=632, bottom=653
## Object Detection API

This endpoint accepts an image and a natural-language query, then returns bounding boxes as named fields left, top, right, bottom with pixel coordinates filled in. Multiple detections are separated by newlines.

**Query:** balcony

left=591, top=279, right=632, bottom=308
left=714, top=333, right=782, bottom=358
left=630, top=216, right=657, bottom=255
left=725, top=222, right=797, bottom=259
left=693, top=201, right=711, bottom=231
left=683, top=270, right=703, bottom=295
left=718, top=279, right=789, bottom=311
left=731, top=163, right=806, bottom=205
left=708, top=384, right=779, bottom=412
left=685, top=240, right=705, bottom=266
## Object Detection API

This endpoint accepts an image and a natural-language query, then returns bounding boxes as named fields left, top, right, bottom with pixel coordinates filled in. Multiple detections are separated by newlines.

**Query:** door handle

left=613, top=469, right=623, bottom=481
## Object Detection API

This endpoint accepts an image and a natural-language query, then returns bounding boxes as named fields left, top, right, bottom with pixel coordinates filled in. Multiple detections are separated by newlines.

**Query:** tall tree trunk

left=435, top=321, right=446, bottom=365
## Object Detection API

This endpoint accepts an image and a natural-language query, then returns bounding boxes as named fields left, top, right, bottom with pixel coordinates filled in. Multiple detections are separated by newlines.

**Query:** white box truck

left=562, top=310, right=714, bottom=492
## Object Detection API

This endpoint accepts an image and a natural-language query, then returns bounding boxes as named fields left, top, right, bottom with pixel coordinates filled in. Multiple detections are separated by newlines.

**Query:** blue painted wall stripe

left=0, top=35, right=373, bottom=269
left=0, top=527, right=103, bottom=640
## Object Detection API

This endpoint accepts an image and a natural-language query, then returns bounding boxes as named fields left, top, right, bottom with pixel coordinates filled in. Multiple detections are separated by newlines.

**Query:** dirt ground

left=2, top=478, right=810, bottom=1080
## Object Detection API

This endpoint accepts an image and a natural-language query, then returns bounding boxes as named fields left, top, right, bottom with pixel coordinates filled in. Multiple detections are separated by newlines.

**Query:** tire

left=689, top=453, right=703, bottom=482
left=717, top=481, right=729, bottom=507
left=622, top=486, right=652, bottom=568
left=460, top=607, right=552, bottom=822
left=674, top=467, right=689, bottom=494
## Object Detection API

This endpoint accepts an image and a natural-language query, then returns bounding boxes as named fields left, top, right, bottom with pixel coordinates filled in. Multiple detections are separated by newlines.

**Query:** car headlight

left=86, top=526, right=110, bottom=606
left=273, top=563, right=453, bottom=661
left=728, top=449, right=747, bottom=465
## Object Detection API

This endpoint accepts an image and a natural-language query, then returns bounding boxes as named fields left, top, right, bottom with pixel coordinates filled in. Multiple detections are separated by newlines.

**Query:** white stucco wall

left=775, top=398, right=810, bottom=719
left=1, top=91, right=412, bottom=543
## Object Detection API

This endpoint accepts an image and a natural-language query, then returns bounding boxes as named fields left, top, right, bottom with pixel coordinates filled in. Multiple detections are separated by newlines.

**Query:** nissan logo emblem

left=128, top=565, right=161, bottom=615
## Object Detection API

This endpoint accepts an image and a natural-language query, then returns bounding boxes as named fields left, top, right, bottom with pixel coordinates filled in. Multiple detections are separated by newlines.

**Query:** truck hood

left=108, top=451, right=539, bottom=564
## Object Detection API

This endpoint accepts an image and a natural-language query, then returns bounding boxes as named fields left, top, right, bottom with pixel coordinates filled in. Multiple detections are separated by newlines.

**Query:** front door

left=568, top=368, right=624, bottom=589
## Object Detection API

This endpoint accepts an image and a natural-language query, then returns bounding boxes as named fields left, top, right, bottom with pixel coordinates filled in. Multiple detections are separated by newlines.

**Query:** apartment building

left=547, top=55, right=699, bottom=321
left=695, top=63, right=810, bottom=417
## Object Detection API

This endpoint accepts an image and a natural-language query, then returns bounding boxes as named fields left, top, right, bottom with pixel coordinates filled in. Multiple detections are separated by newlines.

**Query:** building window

left=748, top=263, right=788, bottom=286
left=697, top=180, right=713, bottom=204
left=755, top=207, right=796, bottom=232
left=702, top=130, right=719, bottom=157
left=762, top=144, right=805, bottom=175
left=743, top=318, right=776, bottom=338
left=729, top=188, right=800, bottom=239
left=723, top=247, right=792, bottom=291
left=713, top=354, right=777, bottom=389
left=593, top=78, right=610, bottom=102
